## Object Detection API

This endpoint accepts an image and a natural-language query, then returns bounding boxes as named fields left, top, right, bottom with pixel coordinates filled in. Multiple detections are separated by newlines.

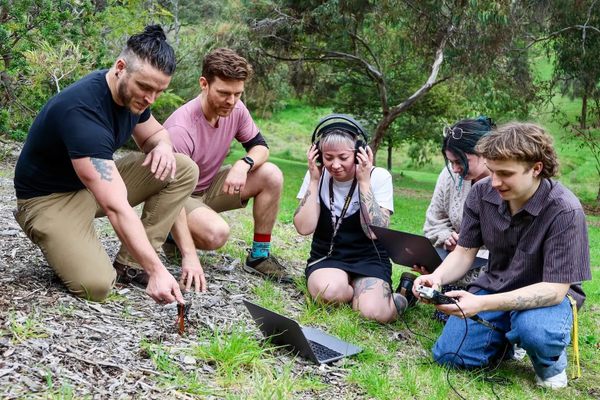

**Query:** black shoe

left=395, top=272, right=417, bottom=307
left=114, top=261, right=149, bottom=287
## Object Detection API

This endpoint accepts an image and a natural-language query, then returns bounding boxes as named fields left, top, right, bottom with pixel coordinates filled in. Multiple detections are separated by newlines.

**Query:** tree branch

left=526, top=24, right=600, bottom=49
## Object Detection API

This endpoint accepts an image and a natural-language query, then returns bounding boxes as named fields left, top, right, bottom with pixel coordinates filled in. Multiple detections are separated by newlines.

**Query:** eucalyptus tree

left=247, top=0, right=537, bottom=159
left=543, top=0, right=600, bottom=130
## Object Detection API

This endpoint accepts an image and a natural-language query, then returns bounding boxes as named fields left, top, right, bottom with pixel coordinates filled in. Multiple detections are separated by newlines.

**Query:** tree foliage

left=538, top=0, right=600, bottom=202
left=544, top=0, right=600, bottom=129
left=246, top=0, right=537, bottom=163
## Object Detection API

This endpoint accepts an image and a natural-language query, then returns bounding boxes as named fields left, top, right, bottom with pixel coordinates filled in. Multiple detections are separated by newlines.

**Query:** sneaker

left=535, top=369, right=567, bottom=389
left=511, top=344, right=527, bottom=361
left=395, top=272, right=417, bottom=307
left=244, top=254, right=293, bottom=284
left=114, top=261, right=149, bottom=286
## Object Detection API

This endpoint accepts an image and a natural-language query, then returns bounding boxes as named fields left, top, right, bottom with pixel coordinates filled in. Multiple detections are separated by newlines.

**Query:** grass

left=7, top=310, right=48, bottom=343
left=197, top=99, right=600, bottom=399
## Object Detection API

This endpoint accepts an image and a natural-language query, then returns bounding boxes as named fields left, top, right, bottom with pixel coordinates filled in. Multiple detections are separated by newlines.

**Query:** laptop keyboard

left=308, top=340, right=343, bottom=360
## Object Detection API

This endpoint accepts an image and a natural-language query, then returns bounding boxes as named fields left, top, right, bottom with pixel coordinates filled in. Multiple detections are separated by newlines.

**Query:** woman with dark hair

left=422, top=117, right=494, bottom=287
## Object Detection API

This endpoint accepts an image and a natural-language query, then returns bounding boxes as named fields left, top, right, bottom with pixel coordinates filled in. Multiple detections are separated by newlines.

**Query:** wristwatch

left=241, top=156, right=254, bottom=172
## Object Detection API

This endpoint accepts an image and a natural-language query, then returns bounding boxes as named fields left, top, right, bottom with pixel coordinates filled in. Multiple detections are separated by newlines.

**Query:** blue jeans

left=432, top=290, right=573, bottom=379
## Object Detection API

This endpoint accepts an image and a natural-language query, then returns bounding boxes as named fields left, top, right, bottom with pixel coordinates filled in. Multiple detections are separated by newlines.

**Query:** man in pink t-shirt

left=163, top=48, right=292, bottom=288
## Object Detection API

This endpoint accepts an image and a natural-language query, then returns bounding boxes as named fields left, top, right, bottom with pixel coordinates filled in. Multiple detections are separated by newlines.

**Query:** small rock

left=182, top=355, right=196, bottom=365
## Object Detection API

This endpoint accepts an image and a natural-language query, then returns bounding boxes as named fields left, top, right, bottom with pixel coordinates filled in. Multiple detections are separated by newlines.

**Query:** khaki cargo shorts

left=184, top=165, right=250, bottom=214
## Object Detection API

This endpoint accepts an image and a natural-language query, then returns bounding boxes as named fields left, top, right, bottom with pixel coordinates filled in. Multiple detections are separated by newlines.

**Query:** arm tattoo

left=91, top=158, right=113, bottom=181
left=508, top=292, right=557, bottom=310
left=359, top=187, right=390, bottom=236
left=294, top=189, right=311, bottom=217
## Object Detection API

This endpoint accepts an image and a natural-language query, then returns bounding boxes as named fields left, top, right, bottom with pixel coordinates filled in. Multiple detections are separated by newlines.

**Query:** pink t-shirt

left=164, top=96, right=259, bottom=193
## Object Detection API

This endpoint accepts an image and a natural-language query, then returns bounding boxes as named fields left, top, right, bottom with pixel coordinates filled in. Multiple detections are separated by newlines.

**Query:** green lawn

left=216, top=113, right=599, bottom=398
left=141, top=94, right=599, bottom=398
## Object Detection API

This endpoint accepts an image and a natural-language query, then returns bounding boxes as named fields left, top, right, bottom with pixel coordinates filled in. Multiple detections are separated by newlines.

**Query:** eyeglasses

left=443, top=126, right=464, bottom=140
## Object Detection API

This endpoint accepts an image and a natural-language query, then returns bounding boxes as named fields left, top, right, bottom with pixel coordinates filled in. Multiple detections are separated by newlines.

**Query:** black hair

left=123, top=25, right=176, bottom=75
left=442, top=116, right=495, bottom=180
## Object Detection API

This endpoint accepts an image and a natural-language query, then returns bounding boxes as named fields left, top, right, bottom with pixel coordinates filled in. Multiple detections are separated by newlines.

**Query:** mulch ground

left=0, top=143, right=360, bottom=399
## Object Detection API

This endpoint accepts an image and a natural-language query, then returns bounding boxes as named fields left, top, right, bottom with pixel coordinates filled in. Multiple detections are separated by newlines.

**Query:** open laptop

left=243, top=300, right=362, bottom=364
left=370, top=225, right=487, bottom=273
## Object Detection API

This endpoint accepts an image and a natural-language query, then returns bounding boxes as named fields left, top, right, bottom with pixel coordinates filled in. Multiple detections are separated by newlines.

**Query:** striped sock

left=251, top=233, right=271, bottom=259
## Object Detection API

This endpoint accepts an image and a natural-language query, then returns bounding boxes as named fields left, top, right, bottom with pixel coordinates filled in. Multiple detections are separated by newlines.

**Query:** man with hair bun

left=14, top=25, right=198, bottom=305
left=413, top=122, right=591, bottom=389
left=164, top=48, right=291, bottom=285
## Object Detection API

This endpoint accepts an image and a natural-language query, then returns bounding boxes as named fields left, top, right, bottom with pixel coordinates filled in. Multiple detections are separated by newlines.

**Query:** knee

left=357, top=303, right=395, bottom=323
left=309, top=281, right=350, bottom=304
left=432, top=336, right=483, bottom=369
left=257, top=163, right=283, bottom=192
left=511, top=323, right=552, bottom=353
left=174, top=154, right=199, bottom=187
left=67, top=272, right=115, bottom=302
left=191, top=221, right=229, bottom=250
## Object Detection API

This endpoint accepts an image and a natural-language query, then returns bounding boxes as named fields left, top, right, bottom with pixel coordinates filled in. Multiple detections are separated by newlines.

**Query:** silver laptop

left=370, top=225, right=487, bottom=274
left=243, top=300, right=362, bottom=364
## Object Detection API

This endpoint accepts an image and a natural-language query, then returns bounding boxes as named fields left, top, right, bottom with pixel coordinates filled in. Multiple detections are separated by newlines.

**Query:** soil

left=0, top=143, right=360, bottom=399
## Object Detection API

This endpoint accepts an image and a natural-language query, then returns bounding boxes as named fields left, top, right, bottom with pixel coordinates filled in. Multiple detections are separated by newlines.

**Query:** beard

left=116, top=78, right=143, bottom=115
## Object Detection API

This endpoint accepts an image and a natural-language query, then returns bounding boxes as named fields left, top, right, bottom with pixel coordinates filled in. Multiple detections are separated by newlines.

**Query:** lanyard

left=328, top=177, right=357, bottom=239
left=308, top=176, right=357, bottom=267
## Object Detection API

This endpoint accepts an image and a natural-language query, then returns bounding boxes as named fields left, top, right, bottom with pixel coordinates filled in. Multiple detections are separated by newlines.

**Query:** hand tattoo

left=91, top=158, right=113, bottom=181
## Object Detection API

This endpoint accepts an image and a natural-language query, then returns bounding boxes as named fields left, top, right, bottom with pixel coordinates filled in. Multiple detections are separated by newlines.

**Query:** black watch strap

left=241, top=156, right=254, bottom=171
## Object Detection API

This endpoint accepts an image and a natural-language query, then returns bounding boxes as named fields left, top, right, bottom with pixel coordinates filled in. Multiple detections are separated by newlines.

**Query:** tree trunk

left=387, top=136, right=393, bottom=171
left=581, top=91, right=588, bottom=130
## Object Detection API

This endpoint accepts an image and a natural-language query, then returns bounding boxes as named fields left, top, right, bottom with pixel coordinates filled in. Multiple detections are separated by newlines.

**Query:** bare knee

left=357, top=302, right=396, bottom=323
left=190, top=220, right=230, bottom=250
left=309, top=281, right=351, bottom=304
left=255, top=163, right=283, bottom=192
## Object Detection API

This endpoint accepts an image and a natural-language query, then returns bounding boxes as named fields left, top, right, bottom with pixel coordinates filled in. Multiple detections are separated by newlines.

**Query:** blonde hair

left=475, top=122, right=559, bottom=178
left=319, top=129, right=356, bottom=151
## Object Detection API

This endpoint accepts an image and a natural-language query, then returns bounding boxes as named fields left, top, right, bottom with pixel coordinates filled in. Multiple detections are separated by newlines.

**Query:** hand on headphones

left=355, top=145, right=373, bottom=183
left=307, top=143, right=322, bottom=182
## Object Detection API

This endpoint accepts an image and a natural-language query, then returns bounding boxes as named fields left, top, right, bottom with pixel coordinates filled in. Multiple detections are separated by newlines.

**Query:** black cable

left=398, top=312, right=436, bottom=344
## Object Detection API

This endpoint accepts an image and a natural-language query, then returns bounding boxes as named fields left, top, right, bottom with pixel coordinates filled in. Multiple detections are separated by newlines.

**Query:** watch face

left=243, top=156, right=254, bottom=167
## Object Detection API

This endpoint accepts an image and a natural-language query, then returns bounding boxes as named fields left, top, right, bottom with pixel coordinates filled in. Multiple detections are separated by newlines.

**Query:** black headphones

left=311, top=114, right=369, bottom=165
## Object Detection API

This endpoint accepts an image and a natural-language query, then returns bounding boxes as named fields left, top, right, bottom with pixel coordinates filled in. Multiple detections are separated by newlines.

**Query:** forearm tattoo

left=359, top=188, right=390, bottom=235
left=91, top=158, right=113, bottom=181
left=507, top=292, right=557, bottom=310
left=294, top=189, right=311, bottom=217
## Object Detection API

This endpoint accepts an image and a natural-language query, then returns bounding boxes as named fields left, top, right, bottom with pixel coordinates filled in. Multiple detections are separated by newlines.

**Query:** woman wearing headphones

left=294, top=115, right=414, bottom=323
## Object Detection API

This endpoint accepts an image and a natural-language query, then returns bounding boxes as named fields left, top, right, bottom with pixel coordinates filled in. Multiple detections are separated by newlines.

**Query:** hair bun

left=143, top=24, right=166, bottom=41
left=477, top=115, right=496, bottom=129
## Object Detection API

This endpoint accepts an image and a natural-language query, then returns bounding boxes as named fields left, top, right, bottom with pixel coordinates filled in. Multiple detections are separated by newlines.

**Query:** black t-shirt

left=14, top=69, right=151, bottom=199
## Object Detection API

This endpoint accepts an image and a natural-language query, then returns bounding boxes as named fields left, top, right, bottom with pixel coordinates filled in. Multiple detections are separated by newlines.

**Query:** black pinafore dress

left=305, top=176, right=392, bottom=285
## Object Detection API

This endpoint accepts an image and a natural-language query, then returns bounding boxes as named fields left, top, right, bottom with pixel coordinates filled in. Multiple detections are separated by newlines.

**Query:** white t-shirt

left=296, top=167, right=394, bottom=218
